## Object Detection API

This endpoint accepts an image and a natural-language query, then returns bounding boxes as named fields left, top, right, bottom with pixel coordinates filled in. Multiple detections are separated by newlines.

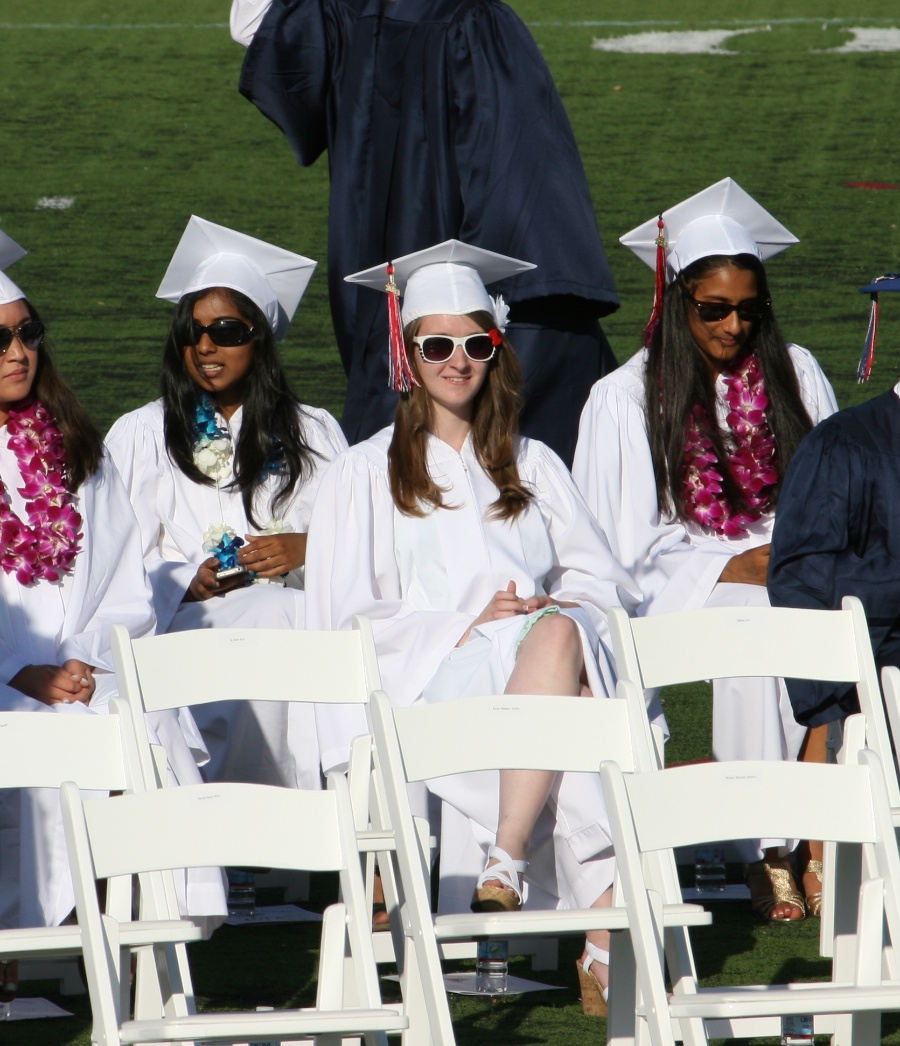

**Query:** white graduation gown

left=106, top=400, right=348, bottom=789
left=0, top=443, right=224, bottom=927
left=306, top=427, right=642, bottom=910
left=572, top=346, right=838, bottom=860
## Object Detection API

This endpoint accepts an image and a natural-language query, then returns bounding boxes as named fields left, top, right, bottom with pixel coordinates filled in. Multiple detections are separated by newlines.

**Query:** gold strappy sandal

left=802, top=859, right=823, bottom=918
left=744, top=857, right=805, bottom=922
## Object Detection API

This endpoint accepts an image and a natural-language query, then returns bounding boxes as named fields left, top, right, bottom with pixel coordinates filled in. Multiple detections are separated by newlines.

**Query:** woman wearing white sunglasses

left=307, top=240, right=643, bottom=1014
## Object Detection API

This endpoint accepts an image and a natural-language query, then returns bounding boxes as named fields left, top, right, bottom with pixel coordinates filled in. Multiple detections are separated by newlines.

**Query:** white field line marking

left=0, top=17, right=896, bottom=31
left=590, top=25, right=900, bottom=55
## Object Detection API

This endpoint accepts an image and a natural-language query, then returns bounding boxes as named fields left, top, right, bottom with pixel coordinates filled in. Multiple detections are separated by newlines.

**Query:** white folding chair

left=601, top=746, right=900, bottom=1046
left=61, top=772, right=407, bottom=1046
left=368, top=688, right=712, bottom=1046
left=0, top=710, right=203, bottom=1014
left=608, top=597, right=881, bottom=925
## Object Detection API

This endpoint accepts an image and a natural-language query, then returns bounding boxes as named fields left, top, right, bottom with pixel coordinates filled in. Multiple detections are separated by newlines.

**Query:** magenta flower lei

left=0, top=397, right=83, bottom=584
left=681, top=353, right=779, bottom=538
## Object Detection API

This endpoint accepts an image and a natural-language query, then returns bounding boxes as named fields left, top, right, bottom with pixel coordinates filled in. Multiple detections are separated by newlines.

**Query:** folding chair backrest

left=0, top=711, right=131, bottom=791
left=69, top=781, right=349, bottom=879
left=110, top=616, right=380, bottom=789
left=390, top=690, right=655, bottom=783
left=615, top=759, right=880, bottom=856
left=112, top=615, right=380, bottom=714
left=609, top=598, right=877, bottom=691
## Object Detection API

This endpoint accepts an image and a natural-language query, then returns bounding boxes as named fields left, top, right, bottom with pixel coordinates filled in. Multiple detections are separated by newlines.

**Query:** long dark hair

left=388, top=310, right=533, bottom=520
left=160, top=287, right=317, bottom=528
left=644, top=254, right=814, bottom=522
left=22, top=302, right=104, bottom=491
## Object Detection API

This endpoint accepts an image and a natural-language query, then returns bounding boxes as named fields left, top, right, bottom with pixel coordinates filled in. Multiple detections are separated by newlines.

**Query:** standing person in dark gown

left=231, top=0, right=619, bottom=465
left=769, top=274, right=900, bottom=727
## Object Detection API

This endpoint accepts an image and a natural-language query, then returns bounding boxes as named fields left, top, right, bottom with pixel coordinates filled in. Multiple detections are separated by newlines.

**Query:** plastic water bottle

left=694, top=846, right=726, bottom=891
left=474, top=939, right=508, bottom=994
left=781, top=1014, right=814, bottom=1044
left=226, top=868, right=257, bottom=917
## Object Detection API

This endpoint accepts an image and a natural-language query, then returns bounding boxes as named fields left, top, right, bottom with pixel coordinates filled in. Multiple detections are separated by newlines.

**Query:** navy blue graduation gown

left=239, top=0, right=619, bottom=462
left=768, top=390, right=900, bottom=726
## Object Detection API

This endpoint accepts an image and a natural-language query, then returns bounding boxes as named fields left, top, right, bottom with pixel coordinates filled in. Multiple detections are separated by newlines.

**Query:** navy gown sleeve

left=237, top=0, right=335, bottom=166
left=769, top=393, right=900, bottom=726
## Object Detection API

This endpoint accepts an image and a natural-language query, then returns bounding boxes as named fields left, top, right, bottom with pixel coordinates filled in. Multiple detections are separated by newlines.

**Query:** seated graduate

left=305, top=240, right=642, bottom=1014
left=572, top=179, right=838, bottom=922
left=106, top=217, right=347, bottom=789
left=769, top=273, right=900, bottom=724
left=0, top=232, right=224, bottom=1000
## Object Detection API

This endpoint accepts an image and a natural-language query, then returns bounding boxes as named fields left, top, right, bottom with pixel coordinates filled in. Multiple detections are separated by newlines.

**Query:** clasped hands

left=10, top=659, right=95, bottom=706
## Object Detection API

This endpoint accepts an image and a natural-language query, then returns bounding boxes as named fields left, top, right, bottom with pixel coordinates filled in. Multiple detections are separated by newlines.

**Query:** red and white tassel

left=642, top=216, right=666, bottom=348
left=386, top=264, right=417, bottom=392
left=856, top=294, right=879, bottom=383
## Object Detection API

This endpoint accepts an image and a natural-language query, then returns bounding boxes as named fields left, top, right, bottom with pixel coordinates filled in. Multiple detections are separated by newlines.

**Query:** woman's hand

left=457, top=582, right=558, bottom=646
left=183, top=556, right=249, bottom=602
left=718, top=543, right=770, bottom=586
left=10, top=660, right=95, bottom=706
left=239, top=533, right=307, bottom=577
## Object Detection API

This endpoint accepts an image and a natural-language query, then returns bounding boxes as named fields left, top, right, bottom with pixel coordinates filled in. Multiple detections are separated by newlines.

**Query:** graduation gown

left=0, top=443, right=223, bottom=927
left=106, top=400, right=348, bottom=789
left=305, top=427, right=642, bottom=910
left=769, top=387, right=900, bottom=726
left=235, top=0, right=620, bottom=462
left=572, top=346, right=838, bottom=857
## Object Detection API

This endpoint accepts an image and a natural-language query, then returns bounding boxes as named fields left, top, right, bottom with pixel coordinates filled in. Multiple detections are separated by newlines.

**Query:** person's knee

left=530, top=612, right=581, bottom=660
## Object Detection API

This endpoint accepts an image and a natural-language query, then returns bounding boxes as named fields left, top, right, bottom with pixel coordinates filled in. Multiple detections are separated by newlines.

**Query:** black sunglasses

left=689, top=298, right=770, bottom=323
left=0, top=320, right=44, bottom=355
left=412, top=332, right=499, bottom=364
left=190, top=319, right=255, bottom=348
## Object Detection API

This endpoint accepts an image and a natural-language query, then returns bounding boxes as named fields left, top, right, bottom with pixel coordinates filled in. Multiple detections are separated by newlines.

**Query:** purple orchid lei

left=681, top=352, right=779, bottom=538
left=0, top=397, right=83, bottom=584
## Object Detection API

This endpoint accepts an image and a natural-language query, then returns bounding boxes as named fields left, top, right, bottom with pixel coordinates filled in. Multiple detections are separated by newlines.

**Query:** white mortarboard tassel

left=620, top=178, right=798, bottom=345
left=345, top=239, right=535, bottom=391
left=0, top=231, right=27, bottom=306
left=156, top=216, right=317, bottom=339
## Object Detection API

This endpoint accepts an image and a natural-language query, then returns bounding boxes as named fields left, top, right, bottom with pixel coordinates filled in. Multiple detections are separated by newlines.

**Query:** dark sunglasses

left=412, top=332, right=499, bottom=364
left=689, top=298, right=770, bottom=323
left=0, top=320, right=44, bottom=355
left=190, top=319, right=255, bottom=347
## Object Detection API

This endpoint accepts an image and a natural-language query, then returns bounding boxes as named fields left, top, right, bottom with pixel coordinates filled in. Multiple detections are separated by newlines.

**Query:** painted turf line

left=1, top=17, right=897, bottom=31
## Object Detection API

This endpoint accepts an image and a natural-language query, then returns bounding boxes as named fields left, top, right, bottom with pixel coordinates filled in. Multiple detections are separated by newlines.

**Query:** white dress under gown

left=572, top=345, right=838, bottom=860
left=305, top=427, right=643, bottom=913
left=106, top=399, right=348, bottom=789
left=0, top=440, right=225, bottom=927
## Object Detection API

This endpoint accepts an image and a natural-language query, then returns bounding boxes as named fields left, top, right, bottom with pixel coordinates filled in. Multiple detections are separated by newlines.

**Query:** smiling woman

left=306, top=238, right=646, bottom=1013
left=573, top=177, right=838, bottom=925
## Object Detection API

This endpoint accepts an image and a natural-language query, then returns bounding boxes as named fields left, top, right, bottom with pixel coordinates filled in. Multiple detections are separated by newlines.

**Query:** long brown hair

left=25, top=302, right=104, bottom=491
left=388, top=311, right=533, bottom=520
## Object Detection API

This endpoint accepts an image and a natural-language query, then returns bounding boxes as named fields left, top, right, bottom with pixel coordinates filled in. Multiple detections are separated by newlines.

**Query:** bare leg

left=796, top=724, right=828, bottom=914
left=477, top=614, right=585, bottom=902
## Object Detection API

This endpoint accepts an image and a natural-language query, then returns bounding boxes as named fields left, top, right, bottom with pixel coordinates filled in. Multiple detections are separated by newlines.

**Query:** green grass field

left=3, top=2, right=900, bottom=1042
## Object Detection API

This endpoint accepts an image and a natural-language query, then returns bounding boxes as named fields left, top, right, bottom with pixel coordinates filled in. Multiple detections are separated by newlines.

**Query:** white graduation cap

left=156, top=216, right=317, bottom=338
left=620, top=177, right=798, bottom=279
left=345, top=239, right=535, bottom=392
left=0, top=230, right=27, bottom=306
left=345, top=239, right=535, bottom=327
